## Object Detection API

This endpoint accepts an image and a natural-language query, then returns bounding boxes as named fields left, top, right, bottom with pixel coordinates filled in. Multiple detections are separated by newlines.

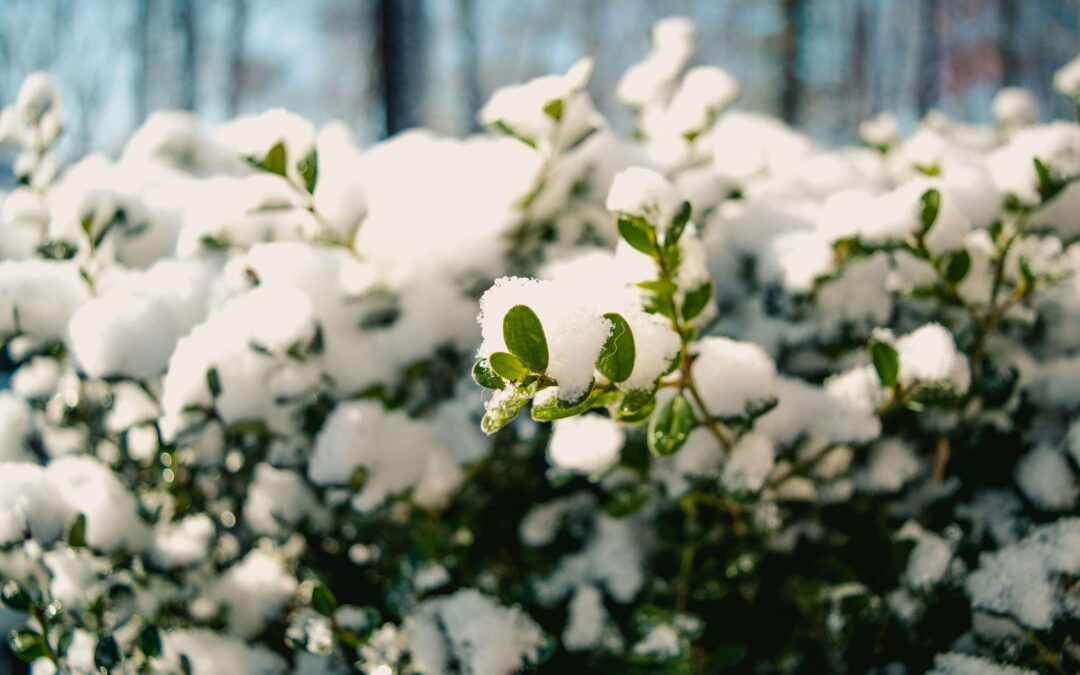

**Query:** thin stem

left=930, top=435, right=950, bottom=483
left=1023, top=629, right=1066, bottom=675
left=766, top=442, right=838, bottom=489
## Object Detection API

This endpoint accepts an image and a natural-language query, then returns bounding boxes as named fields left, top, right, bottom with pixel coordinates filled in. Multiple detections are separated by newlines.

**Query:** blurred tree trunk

left=226, top=0, right=247, bottom=117
left=459, top=0, right=482, bottom=132
left=174, top=0, right=197, bottom=111
left=917, top=0, right=941, bottom=115
left=998, top=0, right=1019, bottom=86
left=851, top=0, right=869, bottom=121
left=378, top=0, right=426, bottom=136
left=779, top=0, right=803, bottom=125
left=133, top=0, right=151, bottom=124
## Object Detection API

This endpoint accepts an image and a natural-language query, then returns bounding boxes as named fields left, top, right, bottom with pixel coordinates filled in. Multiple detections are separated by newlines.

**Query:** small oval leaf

left=489, top=352, right=529, bottom=383
left=503, top=305, right=549, bottom=372
left=596, top=313, right=635, bottom=383
left=617, top=216, right=656, bottom=256
left=471, top=359, right=506, bottom=390
left=681, top=281, right=713, bottom=322
left=648, top=393, right=697, bottom=456
left=868, top=337, right=899, bottom=389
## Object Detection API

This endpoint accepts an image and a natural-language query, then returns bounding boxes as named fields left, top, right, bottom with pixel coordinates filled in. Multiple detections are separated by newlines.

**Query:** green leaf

left=1018, top=257, right=1036, bottom=292
left=94, top=635, right=121, bottom=671
left=615, top=394, right=655, bottom=423
left=179, top=654, right=194, bottom=675
left=481, top=384, right=533, bottom=435
left=596, top=313, right=635, bottom=383
left=488, top=351, right=529, bottom=383
left=542, top=98, right=563, bottom=121
left=8, top=626, right=48, bottom=662
left=867, top=337, right=899, bottom=389
left=1033, top=157, right=1064, bottom=201
left=253, top=141, right=287, bottom=177
left=67, top=513, right=86, bottom=548
left=919, top=189, right=940, bottom=236
left=0, top=581, right=31, bottom=612
left=471, top=359, right=506, bottom=390
left=941, top=250, right=971, bottom=284
left=648, top=393, right=697, bottom=456
left=298, top=148, right=318, bottom=194
left=681, top=281, right=713, bottom=322
left=206, top=367, right=222, bottom=398
left=531, top=393, right=591, bottom=421
left=138, top=625, right=162, bottom=658
left=619, top=387, right=656, bottom=415
left=617, top=216, right=656, bottom=256
left=637, top=279, right=677, bottom=296
left=667, top=201, right=692, bottom=244
left=311, top=582, right=337, bottom=617
left=503, top=305, right=549, bottom=372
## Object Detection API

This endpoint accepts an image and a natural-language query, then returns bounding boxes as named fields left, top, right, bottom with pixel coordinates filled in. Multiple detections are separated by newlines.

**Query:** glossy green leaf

left=95, top=635, right=121, bottom=671
left=542, top=98, right=564, bottom=121
left=596, top=313, right=635, bottom=383
left=648, top=393, right=697, bottom=456
left=206, top=367, right=222, bottom=398
left=311, top=582, right=337, bottom=617
left=298, top=148, right=318, bottom=194
left=488, top=351, right=529, bottom=383
left=253, top=141, right=287, bottom=177
left=941, top=250, right=971, bottom=284
left=681, top=281, right=713, bottom=322
left=617, top=216, right=655, bottom=256
left=138, top=625, right=162, bottom=658
left=867, top=337, right=899, bottom=389
left=67, top=513, right=86, bottom=548
left=503, top=305, right=549, bottom=372
left=667, top=201, right=692, bottom=244
left=0, top=580, right=31, bottom=612
left=8, top=626, right=48, bottom=663
left=480, top=385, right=532, bottom=435
left=919, top=189, right=940, bottom=236
left=471, top=358, right=506, bottom=390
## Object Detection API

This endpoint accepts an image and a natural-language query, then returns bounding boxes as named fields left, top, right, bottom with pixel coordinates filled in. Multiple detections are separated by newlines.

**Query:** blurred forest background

left=1, top=0, right=1079, bottom=161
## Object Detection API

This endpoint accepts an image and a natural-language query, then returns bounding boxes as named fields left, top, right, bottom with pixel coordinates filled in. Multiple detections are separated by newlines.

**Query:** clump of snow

left=406, top=589, right=546, bottom=675
left=245, top=463, right=321, bottom=535
left=477, top=276, right=612, bottom=402
left=0, top=260, right=89, bottom=339
left=547, top=414, right=623, bottom=475
left=0, top=463, right=76, bottom=545
left=535, top=515, right=646, bottom=604
left=211, top=549, right=298, bottom=639
left=965, top=518, right=1080, bottom=629
left=1014, top=446, right=1077, bottom=511
left=152, top=514, right=215, bottom=569
left=898, top=521, right=956, bottom=590
left=562, top=585, right=611, bottom=652
left=47, top=455, right=149, bottom=552
left=722, top=433, right=775, bottom=493
left=857, top=439, right=921, bottom=493
left=157, top=629, right=287, bottom=675
left=309, top=400, right=463, bottom=512
left=928, top=652, right=1035, bottom=675
left=991, top=88, right=1037, bottom=130
left=691, top=336, right=777, bottom=418
left=895, top=323, right=971, bottom=393
left=606, top=166, right=683, bottom=230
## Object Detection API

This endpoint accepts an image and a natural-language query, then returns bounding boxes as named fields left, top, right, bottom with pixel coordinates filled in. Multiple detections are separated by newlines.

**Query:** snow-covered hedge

left=1, top=16, right=1079, bottom=675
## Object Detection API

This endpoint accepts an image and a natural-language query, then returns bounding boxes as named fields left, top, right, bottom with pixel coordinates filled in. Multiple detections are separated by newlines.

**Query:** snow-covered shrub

left=1, top=17, right=1079, bottom=675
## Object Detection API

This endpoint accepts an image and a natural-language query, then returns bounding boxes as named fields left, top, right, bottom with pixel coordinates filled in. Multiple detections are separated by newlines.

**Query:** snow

left=966, top=518, right=1080, bottom=629
left=157, top=629, right=287, bottom=675
left=0, top=462, right=76, bottom=545
left=406, top=589, right=546, bottom=675
left=562, top=585, right=609, bottom=652
left=151, top=514, right=215, bottom=569
left=212, top=549, right=299, bottom=639
left=0, top=260, right=89, bottom=339
left=477, top=276, right=613, bottom=402
left=928, top=653, right=1035, bottom=675
left=309, top=400, right=463, bottom=512
left=1014, top=446, right=1077, bottom=511
left=535, top=515, right=646, bottom=605
left=606, top=166, right=683, bottom=230
left=691, top=336, right=777, bottom=418
left=47, top=455, right=149, bottom=552
left=722, top=433, right=775, bottom=493
left=548, top=414, right=624, bottom=475
left=896, top=323, right=971, bottom=393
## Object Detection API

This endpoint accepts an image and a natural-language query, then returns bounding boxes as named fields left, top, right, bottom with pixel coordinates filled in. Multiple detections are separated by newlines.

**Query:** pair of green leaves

left=483, top=305, right=549, bottom=384
left=250, top=142, right=319, bottom=195
left=617, top=201, right=692, bottom=259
